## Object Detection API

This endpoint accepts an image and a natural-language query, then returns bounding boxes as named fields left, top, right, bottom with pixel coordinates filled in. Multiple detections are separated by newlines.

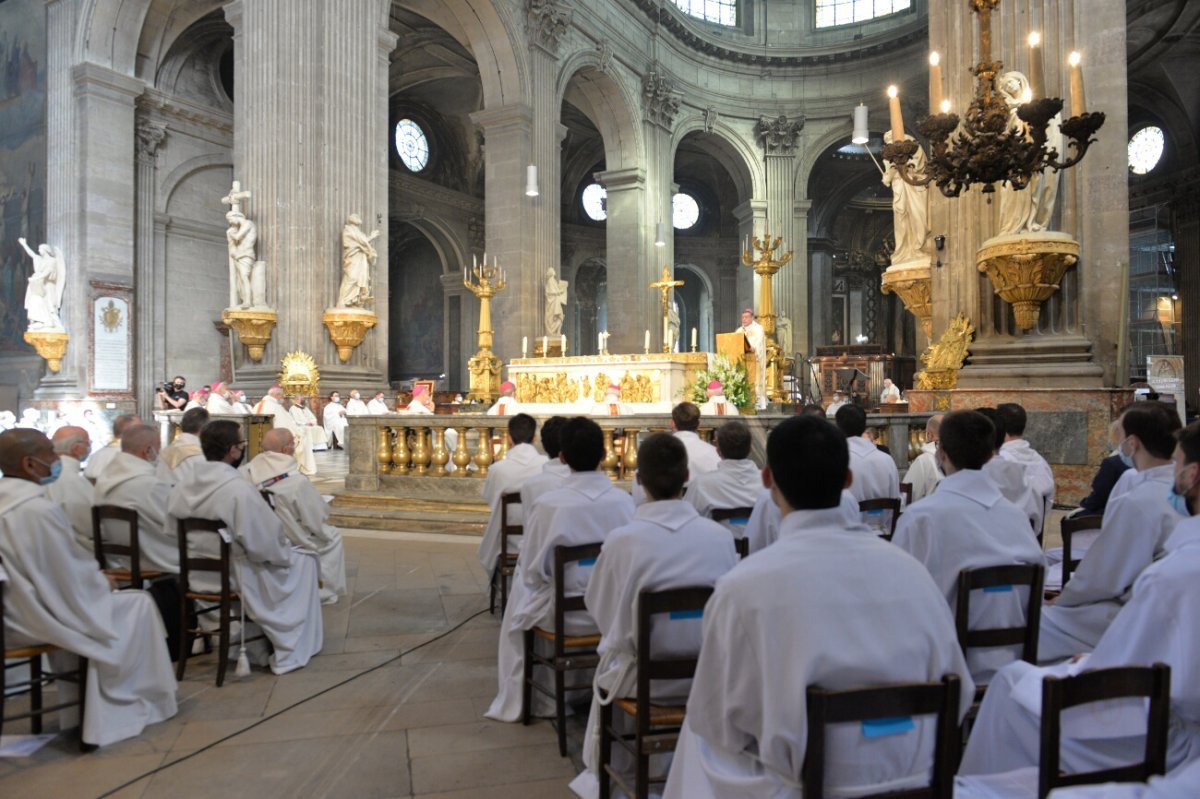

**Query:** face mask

left=33, top=457, right=61, bottom=486
left=1168, top=486, right=1191, bottom=517
left=230, top=449, right=245, bottom=469
left=1117, top=438, right=1135, bottom=469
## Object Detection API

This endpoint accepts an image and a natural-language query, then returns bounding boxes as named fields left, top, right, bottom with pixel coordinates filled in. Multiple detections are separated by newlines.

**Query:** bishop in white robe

left=322, top=392, right=349, bottom=448
left=698, top=380, right=731, bottom=416
left=345, top=390, right=369, bottom=416
left=206, top=382, right=236, bottom=414
left=0, top=429, right=177, bottom=746
left=46, top=426, right=95, bottom=552
left=486, top=381, right=521, bottom=416
left=93, top=426, right=177, bottom=574
left=367, top=392, right=391, bottom=414
left=476, top=414, right=548, bottom=575
left=737, top=309, right=767, bottom=408
left=591, top=385, right=628, bottom=416
left=255, top=387, right=316, bottom=476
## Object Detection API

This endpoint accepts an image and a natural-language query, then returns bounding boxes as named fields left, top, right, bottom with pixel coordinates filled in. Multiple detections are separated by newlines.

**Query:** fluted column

left=596, top=167, right=648, bottom=354
left=755, top=115, right=805, bottom=355
left=134, top=115, right=167, bottom=412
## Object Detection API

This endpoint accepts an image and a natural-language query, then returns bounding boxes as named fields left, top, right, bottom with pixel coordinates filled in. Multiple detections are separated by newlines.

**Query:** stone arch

left=556, top=54, right=643, bottom=172
left=668, top=115, right=761, bottom=203
left=158, top=153, right=234, bottom=215
left=797, top=120, right=860, bottom=198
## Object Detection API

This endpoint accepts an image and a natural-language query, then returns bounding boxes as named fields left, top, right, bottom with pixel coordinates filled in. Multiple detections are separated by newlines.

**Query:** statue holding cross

left=220, top=179, right=268, bottom=309
left=650, top=266, right=684, bottom=354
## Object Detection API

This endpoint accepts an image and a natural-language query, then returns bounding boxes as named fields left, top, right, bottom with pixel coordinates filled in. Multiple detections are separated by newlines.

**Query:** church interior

left=2, top=0, right=1200, bottom=796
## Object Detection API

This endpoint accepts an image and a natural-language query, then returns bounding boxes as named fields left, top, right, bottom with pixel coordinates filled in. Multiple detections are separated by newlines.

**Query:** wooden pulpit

left=716, top=332, right=758, bottom=393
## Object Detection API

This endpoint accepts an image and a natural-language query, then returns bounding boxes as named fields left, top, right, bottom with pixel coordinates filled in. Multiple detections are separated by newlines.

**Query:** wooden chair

left=1060, top=515, right=1103, bottom=589
left=709, top=506, right=753, bottom=559
left=802, top=674, right=961, bottom=799
left=900, top=482, right=914, bottom=506
left=859, top=497, right=902, bottom=541
left=955, top=563, right=1045, bottom=706
left=175, top=517, right=265, bottom=687
left=490, top=491, right=522, bottom=614
left=0, top=555, right=90, bottom=750
left=522, top=542, right=603, bottom=757
left=599, top=586, right=712, bottom=799
left=91, top=504, right=163, bottom=589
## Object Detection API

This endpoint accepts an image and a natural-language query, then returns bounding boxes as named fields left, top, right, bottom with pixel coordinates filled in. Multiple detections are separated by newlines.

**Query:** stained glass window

left=670, top=0, right=737, bottom=27
left=582, top=183, right=607, bottom=221
left=673, top=193, right=700, bottom=230
left=1128, top=126, right=1165, bottom=175
left=815, top=0, right=911, bottom=29
left=394, top=119, right=430, bottom=172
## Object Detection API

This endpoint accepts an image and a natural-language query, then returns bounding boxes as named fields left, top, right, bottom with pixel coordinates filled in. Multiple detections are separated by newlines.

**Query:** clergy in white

left=698, top=380, right=731, bottom=416
left=0, top=429, right=178, bottom=746
left=997, top=402, right=1056, bottom=521
left=879, top=377, right=902, bottom=404
left=167, top=420, right=323, bottom=674
left=978, top=406, right=1044, bottom=532
left=345, top=390, right=369, bottom=415
left=156, top=407, right=208, bottom=486
left=520, top=416, right=571, bottom=511
left=231, top=389, right=253, bottom=414
left=737, top=308, right=767, bottom=408
left=84, top=413, right=142, bottom=482
left=902, top=413, right=943, bottom=503
left=486, top=416, right=636, bottom=721
left=367, top=391, right=391, bottom=414
left=46, top=425, right=95, bottom=552
left=93, top=425, right=177, bottom=574
left=835, top=404, right=901, bottom=502
left=254, top=386, right=316, bottom=476
left=486, top=381, right=521, bottom=416
left=892, top=411, right=1045, bottom=681
left=475, top=413, right=548, bottom=576
left=569, top=432, right=739, bottom=798
left=590, top=384, right=627, bottom=416
left=664, top=416, right=973, bottom=799
left=825, top=391, right=848, bottom=418
left=1039, top=402, right=1183, bottom=662
left=205, top=381, right=236, bottom=414
left=322, top=391, right=348, bottom=449
left=743, top=485, right=860, bottom=554
left=685, top=420, right=761, bottom=520
left=631, top=403, right=720, bottom=505
left=241, top=428, right=347, bottom=605
left=289, top=395, right=327, bottom=451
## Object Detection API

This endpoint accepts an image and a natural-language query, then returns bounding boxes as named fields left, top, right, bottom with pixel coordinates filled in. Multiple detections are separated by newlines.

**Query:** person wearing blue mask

left=1169, top=421, right=1200, bottom=524
left=1039, top=402, right=1183, bottom=663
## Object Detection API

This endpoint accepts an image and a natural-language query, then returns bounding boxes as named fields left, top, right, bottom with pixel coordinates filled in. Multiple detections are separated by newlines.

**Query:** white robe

left=367, top=397, right=390, bottom=415
left=486, top=471, right=635, bottom=722
left=631, top=430, right=720, bottom=505
left=880, top=383, right=902, bottom=403
left=591, top=393, right=628, bottom=416
left=520, top=460, right=571, bottom=512
left=1041, top=757, right=1200, bottom=799
left=1108, top=465, right=1147, bottom=506
left=167, top=460, right=323, bottom=674
left=743, top=487, right=860, bottom=553
left=892, top=469, right=1045, bottom=681
left=240, top=451, right=346, bottom=604
left=663, top=508, right=974, bottom=799
left=825, top=400, right=847, bottom=418
left=960, top=519, right=1200, bottom=783
left=83, top=440, right=120, bottom=481
left=345, top=397, right=369, bottom=415
left=290, top=404, right=327, bottom=451
left=486, top=396, right=521, bottom=416
left=569, top=501, right=739, bottom=798
left=207, top=393, right=236, bottom=414
left=476, top=443, right=548, bottom=574
left=1039, top=463, right=1181, bottom=661
left=685, top=458, right=762, bottom=520
left=739, top=321, right=767, bottom=406
left=984, top=455, right=1043, bottom=533
left=323, top=401, right=348, bottom=447
left=231, top=401, right=252, bottom=415
left=0, top=477, right=177, bottom=746
left=698, top=396, right=731, bottom=416
left=256, top=395, right=316, bottom=476
left=156, top=431, right=203, bottom=486
left=847, top=435, right=901, bottom=503
left=902, top=443, right=942, bottom=503
left=94, top=452, right=177, bottom=573
left=44, top=455, right=95, bottom=553
left=1000, top=438, right=1056, bottom=506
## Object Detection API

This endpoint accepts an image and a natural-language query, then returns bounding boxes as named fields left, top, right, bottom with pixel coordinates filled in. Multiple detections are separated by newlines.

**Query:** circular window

left=582, top=183, right=607, bottom=221
left=394, top=119, right=430, bottom=172
left=672, top=193, right=700, bottom=230
left=1128, top=126, right=1165, bottom=175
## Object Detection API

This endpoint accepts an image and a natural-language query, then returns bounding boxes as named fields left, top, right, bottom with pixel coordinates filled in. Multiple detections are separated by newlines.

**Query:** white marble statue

left=544, top=268, right=568, bottom=336
left=337, top=213, right=379, bottom=309
left=997, top=71, right=1063, bottom=236
left=882, top=131, right=930, bottom=266
left=225, top=210, right=266, bottom=309
left=17, top=237, right=65, bottom=331
left=777, top=315, right=793, bottom=356
left=668, top=299, right=681, bottom=352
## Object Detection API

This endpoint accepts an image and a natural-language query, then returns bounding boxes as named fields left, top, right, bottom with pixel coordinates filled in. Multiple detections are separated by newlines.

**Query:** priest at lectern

left=738, top=309, right=766, bottom=408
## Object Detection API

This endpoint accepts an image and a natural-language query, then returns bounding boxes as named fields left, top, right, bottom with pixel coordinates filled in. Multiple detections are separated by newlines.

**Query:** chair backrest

left=500, top=491, right=522, bottom=559
left=802, top=674, right=961, bottom=799
left=1038, top=663, right=1171, bottom=799
left=954, top=564, right=1045, bottom=666
left=634, top=586, right=713, bottom=730
left=709, top=506, right=754, bottom=559
left=91, top=504, right=142, bottom=585
left=552, top=542, right=603, bottom=654
left=859, top=497, right=902, bottom=540
left=0, top=554, right=7, bottom=657
left=175, top=517, right=233, bottom=600
left=1060, top=515, right=1102, bottom=587
left=899, top=482, right=914, bottom=506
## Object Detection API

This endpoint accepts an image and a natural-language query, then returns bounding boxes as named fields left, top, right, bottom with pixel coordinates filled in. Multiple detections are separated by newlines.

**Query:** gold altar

left=506, top=353, right=708, bottom=413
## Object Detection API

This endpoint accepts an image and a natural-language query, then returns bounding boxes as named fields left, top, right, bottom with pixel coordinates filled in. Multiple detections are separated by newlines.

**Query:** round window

left=394, top=118, right=430, bottom=172
left=1128, top=126, right=1165, bottom=176
left=582, top=183, right=607, bottom=221
left=672, top=193, right=700, bottom=230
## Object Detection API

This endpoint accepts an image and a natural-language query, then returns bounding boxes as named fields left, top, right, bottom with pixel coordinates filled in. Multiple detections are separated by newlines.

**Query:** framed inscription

left=92, top=295, right=131, bottom=393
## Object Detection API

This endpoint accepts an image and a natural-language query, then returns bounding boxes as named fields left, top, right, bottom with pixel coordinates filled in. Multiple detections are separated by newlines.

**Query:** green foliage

left=685, top=355, right=752, bottom=410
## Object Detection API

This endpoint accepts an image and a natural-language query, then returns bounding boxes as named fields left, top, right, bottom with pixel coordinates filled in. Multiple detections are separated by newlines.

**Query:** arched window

left=815, top=0, right=911, bottom=29
left=394, top=118, right=430, bottom=172
left=672, top=193, right=701, bottom=230
left=670, top=0, right=737, bottom=27
left=1128, top=126, right=1165, bottom=176
left=582, top=183, right=607, bottom=221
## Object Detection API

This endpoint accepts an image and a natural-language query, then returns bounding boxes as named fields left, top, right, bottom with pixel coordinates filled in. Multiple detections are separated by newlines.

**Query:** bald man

left=255, top=387, right=316, bottom=475
left=84, top=413, right=142, bottom=481
left=45, top=425, right=95, bottom=551
left=94, top=424, right=177, bottom=574
left=240, top=428, right=346, bottom=604
left=0, top=429, right=177, bottom=746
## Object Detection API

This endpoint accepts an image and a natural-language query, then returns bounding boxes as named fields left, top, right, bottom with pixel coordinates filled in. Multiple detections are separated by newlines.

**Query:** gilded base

left=881, top=263, right=934, bottom=338
left=467, top=348, right=503, bottom=404
left=23, top=330, right=69, bottom=373
left=977, top=233, right=1080, bottom=331
left=323, top=308, right=377, bottom=363
left=222, top=307, right=278, bottom=362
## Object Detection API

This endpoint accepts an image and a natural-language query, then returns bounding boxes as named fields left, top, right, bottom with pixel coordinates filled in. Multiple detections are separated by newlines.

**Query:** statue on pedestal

left=997, top=71, right=1063, bottom=236
left=882, top=131, right=930, bottom=266
left=337, top=213, right=379, bottom=308
left=17, top=237, right=65, bottom=331
left=225, top=210, right=266, bottom=308
left=544, top=268, right=568, bottom=336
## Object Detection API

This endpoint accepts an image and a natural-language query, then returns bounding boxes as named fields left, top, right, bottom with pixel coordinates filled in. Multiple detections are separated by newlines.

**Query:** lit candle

left=1068, top=51, right=1085, bottom=117
left=940, top=99, right=951, bottom=114
left=473, top=254, right=477, bottom=270
left=644, top=330, right=650, bottom=351
left=561, top=334, right=566, bottom=354
left=887, top=85, right=905, bottom=140
left=928, top=52, right=942, bottom=113
left=691, top=327, right=697, bottom=350
left=522, top=336, right=528, bottom=358
left=542, top=335, right=548, bottom=356
left=1027, top=32, right=1045, bottom=100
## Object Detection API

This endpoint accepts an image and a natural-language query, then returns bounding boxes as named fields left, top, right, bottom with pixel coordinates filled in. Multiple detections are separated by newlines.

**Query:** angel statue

left=18, top=237, right=65, bottom=331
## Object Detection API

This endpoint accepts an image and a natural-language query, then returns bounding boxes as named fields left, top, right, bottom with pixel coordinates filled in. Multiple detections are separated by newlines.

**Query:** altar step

left=329, top=493, right=489, bottom=536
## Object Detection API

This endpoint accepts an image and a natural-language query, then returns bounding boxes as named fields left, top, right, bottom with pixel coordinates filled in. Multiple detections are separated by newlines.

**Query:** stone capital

left=642, top=64, right=681, bottom=130
left=134, top=120, right=168, bottom=162
left=732, top=199, right=768, bottom=225
left=756, top=114, right=805, bottom=155
left=526, top=0, right=573, bottom=56
left=470, top=104, right=534, bottom=139
left=594, top=167, right=644, bottom=193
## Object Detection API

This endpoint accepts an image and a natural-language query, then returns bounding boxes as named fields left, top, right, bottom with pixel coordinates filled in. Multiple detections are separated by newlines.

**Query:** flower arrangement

left=685, top=355, right=752, bottom=410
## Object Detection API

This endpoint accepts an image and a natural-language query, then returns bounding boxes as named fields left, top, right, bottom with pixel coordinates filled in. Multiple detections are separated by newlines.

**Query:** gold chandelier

left=882, top=0, right=1105, bottom=197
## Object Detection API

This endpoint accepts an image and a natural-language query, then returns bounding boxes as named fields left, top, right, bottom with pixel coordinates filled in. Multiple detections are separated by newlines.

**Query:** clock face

left=1128, top=126, right=1165, bottom=176
left=672, top=193, right=700, bottom=230
left=582, top=183, right=607, bottom=221
left=394, top=119, right=430, bottom=172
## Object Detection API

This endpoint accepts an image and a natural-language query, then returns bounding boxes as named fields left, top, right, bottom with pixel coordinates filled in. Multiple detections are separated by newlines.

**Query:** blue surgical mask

left=1117, top=439, right=1135, bottom=469
left=33, top=457, right=62, bottom=486
left=1168, top=486, right=1190, bottom=517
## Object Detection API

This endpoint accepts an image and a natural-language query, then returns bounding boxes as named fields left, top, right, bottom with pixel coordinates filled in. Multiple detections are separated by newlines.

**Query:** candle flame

left=886, top=85, right=899, bottom=98
left=940, top=99, right=951, bottom=114
left=1068, top=51, right=1081, bottom=67
left=1021, top=87, right=1033, bottom=103
left=928, top=51, right=940, bottom=66
left=1028, top=31, right=1041, bottom=47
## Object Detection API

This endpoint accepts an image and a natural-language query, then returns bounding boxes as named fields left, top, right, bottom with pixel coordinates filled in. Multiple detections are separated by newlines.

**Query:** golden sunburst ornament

left=278, top=351, right=320, bottom=397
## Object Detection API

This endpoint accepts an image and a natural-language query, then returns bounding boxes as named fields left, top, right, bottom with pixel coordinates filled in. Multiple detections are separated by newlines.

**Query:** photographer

left=156, top=375, right=188, bottom=410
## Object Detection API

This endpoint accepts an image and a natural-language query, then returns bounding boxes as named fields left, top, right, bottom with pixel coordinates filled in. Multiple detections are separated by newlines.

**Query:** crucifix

left=221, top=180, right=252, bottom=216
left=649, top=266, right=684, bottom=354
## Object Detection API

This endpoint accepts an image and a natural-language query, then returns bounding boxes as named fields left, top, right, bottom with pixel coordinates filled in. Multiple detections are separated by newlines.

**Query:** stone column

left=643, top=66, right=683, bottom=352
left=133, top=114, right=167, bottom=413
left=792, top=198, right=812, bottom=357
left=732, top=198, right=768, bottom=317
left=224, top=0, right=393, bottom=387
left=596, top=167, right=648, bottom=354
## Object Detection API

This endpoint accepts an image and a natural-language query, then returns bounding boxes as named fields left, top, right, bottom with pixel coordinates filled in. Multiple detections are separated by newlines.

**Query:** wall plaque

left=92, top=296, right=130, bottom=392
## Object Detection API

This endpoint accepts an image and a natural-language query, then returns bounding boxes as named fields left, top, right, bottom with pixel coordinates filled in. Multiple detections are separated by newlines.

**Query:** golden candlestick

left=649, top=266, right=684, bottom=354
left=741, top=229, right=793, bottom=403
left=464, top=258, right=507, bottom=403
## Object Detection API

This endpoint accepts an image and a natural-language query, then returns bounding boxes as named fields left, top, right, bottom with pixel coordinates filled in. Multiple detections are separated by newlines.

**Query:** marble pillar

left=732, top=199, right=768, bottom=317
left=133, top=114, right=167, bottom=412
left=756, top=116, right=805, bottom=347
left=597, top=167, right=649, bottom=354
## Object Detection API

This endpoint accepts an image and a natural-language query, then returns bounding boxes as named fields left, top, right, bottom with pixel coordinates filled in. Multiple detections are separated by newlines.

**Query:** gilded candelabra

left=464, top=258, right=506, bottom=403
left=741, top=229, right=792, bottom=403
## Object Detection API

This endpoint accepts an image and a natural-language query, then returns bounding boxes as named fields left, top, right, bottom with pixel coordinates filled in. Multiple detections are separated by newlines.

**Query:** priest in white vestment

left=84, top=413, right=141, bottom=481
left=664, top=416, right=973, bottom=798
left=569, top=433, right=739, bottom=798
left=289, top=395, right=327, bottom=451
left=0, top=429, right=178, bottom=746
left=156, top=407, right=208, bottom=486
left=737, top=308, right=767, bottom=409
left=46, top=425, right=95, bottom=552
left=835, top=404, right=901, bottom=502
left=231, top=390, right=253, bottom=414
left=397, top=385, right=457, bottom=456
left=167, top=420, right=323, bottom=674
left=1039, top=402, right=1183, bottom=662
left=206, top=381, right=236, bottom=414
left=685, top=420, right=761, bottom=521
left=486, top=416, right=636, bottom=721
left=345, top=390, right=369, bottom=415
left=367, top=391, right=390, bottom=414
left=997, top=402, right=1056, bottom=522
left=94, top=425, right=177, bottom=574
left=520, top=416, right=571, bottom=511
left=698, top=380, right=731, bottom=416
left=631, top=403, right=720, bottom=505
left=591, top=384, right=627, bottom=416
left=486, top=381, right=521, bottom=416
left=254, top=386, right=316, bottom=476
left=241, top=428, right=346, bottom=604
left=825, top=391, right=848, bottom=418
left=977, top=407, right=1043, bottom=532
left=892, top=411, right=1045, bottom=681
left=476, top=414, right=548, bottom=576
left=322, top=391, right=348, bottom=449
left=879, top=377, right=902, bottom=404
left=902, top=414, right=943, bottom=503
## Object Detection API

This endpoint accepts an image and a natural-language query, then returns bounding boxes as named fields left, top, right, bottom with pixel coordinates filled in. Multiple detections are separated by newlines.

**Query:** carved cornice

left=526, top=0, right=573, bottom=56
left=138, top=89, right=233, bottom=136
left=756, top=114, right=805, bottom=155
left=642, top=64, right=681, bottom=129
left=134, top=120, right=168, bottom=162
left=391, top=173, right=482, bottom=214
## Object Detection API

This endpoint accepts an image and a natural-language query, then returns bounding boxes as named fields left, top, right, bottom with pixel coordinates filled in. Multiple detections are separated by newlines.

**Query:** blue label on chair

left=578, top=558, right=597, bottom=567
left=728, top=517, right=750, bottom=526
left=861, top=717, right=915, bottom=738
left=669, top=609, right=704, bottom=620
left=983, top=585, right=1013, bottom=593
left=864, top=509, right=885, bottom=517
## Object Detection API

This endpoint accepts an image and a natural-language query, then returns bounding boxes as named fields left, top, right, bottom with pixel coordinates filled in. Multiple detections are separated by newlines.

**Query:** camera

left=158, top=382, right=176, bottom=393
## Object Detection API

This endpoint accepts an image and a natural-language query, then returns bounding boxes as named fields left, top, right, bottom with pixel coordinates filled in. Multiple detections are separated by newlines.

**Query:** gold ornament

left=23, top=330, right=69, bottom=373
left=741, top=229, right=793, bottom=403
left=915, top=313, right=974, bottom=390
left=881, top=265, right=934, bottom=338
left=278, top=350, right=321, bottom=397
left=976, top=234, right=1079, bottom=330
left=323, top=308, right=377, bottom=363
left=222, top=308, right=277, bottom=362
left=464, top=258, right=506, bottom=403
